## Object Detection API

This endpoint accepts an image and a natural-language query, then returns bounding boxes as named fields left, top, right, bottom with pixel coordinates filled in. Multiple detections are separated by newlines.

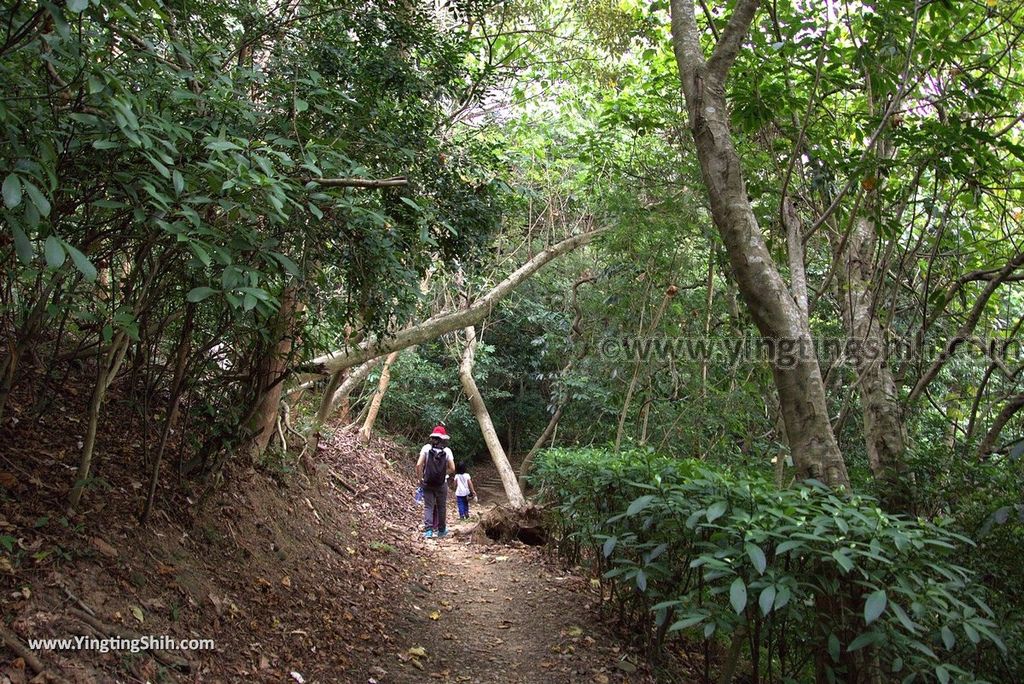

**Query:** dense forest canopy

left=2, top=0, right=1024, bottom=681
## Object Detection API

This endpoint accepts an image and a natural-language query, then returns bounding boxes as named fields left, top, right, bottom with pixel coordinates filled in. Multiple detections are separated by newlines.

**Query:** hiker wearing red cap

left=416, top=425, right=455, bottom=538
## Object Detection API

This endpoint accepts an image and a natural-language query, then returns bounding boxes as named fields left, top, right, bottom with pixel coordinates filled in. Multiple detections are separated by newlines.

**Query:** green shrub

left=533, top=447, right=1006, bottom=683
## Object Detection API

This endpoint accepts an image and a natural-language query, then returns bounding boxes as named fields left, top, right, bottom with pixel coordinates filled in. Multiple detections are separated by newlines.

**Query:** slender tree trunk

left=670, top=0, right=849, bottom=487
left=68, top=332, right=131, bottom=511
left=459, top=326, right=525, bottom=508
left=140, top=305, right=195, bottom=523
left=358, top=351, right=400, bottom=443
left=700, top=246, right=716, bottom=397
left=248, top=284, right=303, bottom=459
left=615, top=289, right=672, bottom=451
left=518, top=404, right=564, bottom=491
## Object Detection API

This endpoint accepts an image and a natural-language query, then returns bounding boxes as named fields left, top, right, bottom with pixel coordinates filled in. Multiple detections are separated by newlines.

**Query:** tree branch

left=707, top=0, right=761, bottom=81
left=908, top=250, right=1024, bottom=405
left=977, top=394, right=1024, bottom=458
left=307, top=176, right=409, bottom=189
left=303, top=229, right=605, bottom=375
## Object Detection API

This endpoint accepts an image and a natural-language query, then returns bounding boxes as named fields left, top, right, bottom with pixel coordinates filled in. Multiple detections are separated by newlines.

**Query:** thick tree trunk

left=307, top=229, right=604, bottom=375
left=836, top=217, right=907, bottom=488
left=670, top=0, right=849, bottom=487
left=248, top=284, right=303, bottom=459
left=358, top=351, right=400, bottom=443
left=459, top=326, right=526, bottom=508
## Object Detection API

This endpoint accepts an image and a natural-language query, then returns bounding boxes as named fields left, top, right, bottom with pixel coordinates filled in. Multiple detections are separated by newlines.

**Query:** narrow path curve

left=359, top=461, right=655, bottom=684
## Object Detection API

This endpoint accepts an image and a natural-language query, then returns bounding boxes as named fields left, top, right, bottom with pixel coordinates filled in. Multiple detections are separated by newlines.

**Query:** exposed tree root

left=477, top=503, right=548, bottom=546
left=0, top=622, right=69, bottom=683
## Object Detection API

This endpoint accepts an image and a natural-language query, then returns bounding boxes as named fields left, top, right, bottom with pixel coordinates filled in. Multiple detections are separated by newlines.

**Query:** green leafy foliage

left=533, top=447, right=1006, bottom=682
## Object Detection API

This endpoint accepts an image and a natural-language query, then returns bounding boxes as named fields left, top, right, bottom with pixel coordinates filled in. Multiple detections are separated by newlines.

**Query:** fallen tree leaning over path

left=302, top=229, right=605, bottom=376
left=459, top=325, right=526, bottom=508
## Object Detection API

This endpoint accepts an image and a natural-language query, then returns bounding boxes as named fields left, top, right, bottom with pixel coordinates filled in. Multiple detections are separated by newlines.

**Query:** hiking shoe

left=423, top=529, right=433, bottom=539
left=436, top=529, right=448, bottom=538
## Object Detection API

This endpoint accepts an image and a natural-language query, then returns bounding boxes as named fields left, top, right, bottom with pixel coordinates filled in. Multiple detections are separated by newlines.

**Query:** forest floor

left=0, top=372, right=661, bottom=683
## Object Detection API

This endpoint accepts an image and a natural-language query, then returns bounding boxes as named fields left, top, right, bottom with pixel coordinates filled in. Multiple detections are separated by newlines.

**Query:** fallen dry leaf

left=90, top=537, right=118, bottom=558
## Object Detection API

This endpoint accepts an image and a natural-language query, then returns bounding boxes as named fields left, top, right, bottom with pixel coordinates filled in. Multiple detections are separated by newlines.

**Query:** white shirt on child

left=454, top=473, right=472, bottom=497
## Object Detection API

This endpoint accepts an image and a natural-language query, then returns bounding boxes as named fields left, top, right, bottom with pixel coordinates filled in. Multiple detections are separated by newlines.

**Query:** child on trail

left=453, top=463, right=477, bottom=520
left=416, top=425, right=455, bottom=539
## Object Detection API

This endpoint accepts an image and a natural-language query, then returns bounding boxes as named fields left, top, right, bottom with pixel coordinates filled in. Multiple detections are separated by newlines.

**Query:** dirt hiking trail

left=361, top=464, right=656, bottom=684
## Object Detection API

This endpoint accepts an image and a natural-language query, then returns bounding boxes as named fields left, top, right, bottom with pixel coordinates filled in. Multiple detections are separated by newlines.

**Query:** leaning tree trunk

left=459, top=325, right=526, bottom=508
left=307, top=229, right=604, bottom=376
left=670, top=0, right=849, bottom=487
left=358, top=350, right=400, bottom=443
left=518, top=403, right=564, bottom=491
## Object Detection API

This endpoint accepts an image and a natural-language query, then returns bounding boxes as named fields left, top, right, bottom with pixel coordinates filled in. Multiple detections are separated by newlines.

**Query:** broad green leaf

left=729, top=577, right=747, bottom=614
left=847, top=631, right=883, bottom=652
left=827, top=633, right=840, bottom=662
left=23, top=181, right=50, bottom=217
left=3, top=174, right=22, bottom=208
left=864, top=590, right=887, bottom=625
left=635, top=569, right=647, bottom=592
left=940, top=626, right=955, bottom=650
left=626, top=494, right=654, bottom=516
left=602, top=536, right=617, bottom=558
left=44, top=235, right=65, bottom=268
left=775, top=539, right=803, bottom=555
left=774, top=585, right=791, bottom=610
left=186, top=286, right=217, bottom=302
left=173, top=170, right=184, bottom=195
left=11, top=224, right=33, bottom=263
left=668, top=615, right=703, bottom=632
left=272, top=252, right=301, bottom=277
left=889, top=601, right=917, bottom=633
left=745, top=543, right=767, bottom=574
left=758, top=585, right=776, bottom=616
left=64, top=242, right=97, bottom=281
left=67, top=0, right=89, bottom=12
left=832, top=549, right=853, bottom=573
left=706, top=501, right=727, bottom=522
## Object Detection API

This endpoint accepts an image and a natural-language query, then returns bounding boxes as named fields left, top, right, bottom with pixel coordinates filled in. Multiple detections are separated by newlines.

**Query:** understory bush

left=532, top=448, right=1007, bottom=683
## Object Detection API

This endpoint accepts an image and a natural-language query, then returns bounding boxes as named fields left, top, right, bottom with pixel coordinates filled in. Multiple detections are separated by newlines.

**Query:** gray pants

left=422, top=484, right=447, bottom=532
